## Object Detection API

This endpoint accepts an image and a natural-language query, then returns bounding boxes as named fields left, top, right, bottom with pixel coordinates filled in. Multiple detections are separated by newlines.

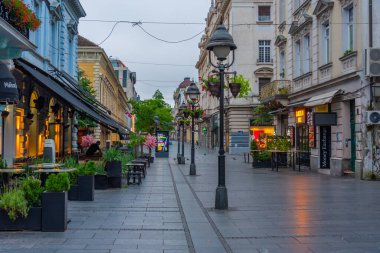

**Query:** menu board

left=155, top=131, right=169, bottom=157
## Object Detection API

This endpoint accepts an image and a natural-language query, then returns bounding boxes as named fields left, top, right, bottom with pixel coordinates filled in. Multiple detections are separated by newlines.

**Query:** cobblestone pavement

left=1, top=142, right=380, bottom=253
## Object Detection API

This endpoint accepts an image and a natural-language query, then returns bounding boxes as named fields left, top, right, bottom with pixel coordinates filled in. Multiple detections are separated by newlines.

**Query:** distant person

left=86, top=141, right=102, bottom=156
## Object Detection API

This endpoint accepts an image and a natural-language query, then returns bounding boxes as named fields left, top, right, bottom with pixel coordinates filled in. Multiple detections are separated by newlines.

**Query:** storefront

left=249, top=125, right=275, bottom=149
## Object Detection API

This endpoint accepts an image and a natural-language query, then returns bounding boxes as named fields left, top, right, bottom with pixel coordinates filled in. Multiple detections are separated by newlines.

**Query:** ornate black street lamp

left=176, top=115, right=182, bottom=163
left=179, top=102, right=187, bottom=164
left=206, top=24, right=238, bottom=210
left=185, top=82, right=201, bottom=176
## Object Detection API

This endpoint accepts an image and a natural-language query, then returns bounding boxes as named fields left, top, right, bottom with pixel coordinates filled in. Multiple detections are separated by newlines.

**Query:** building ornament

left=289, top=13, right=312, bottom=37
left=339, top=0, right=354, bottom=8
left=313, top=0, right=334, bottom=18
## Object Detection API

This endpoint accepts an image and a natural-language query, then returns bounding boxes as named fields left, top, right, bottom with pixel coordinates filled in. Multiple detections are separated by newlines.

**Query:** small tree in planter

left=42, top=173, right=70, bottom=232
left=94, top=162, right=108, bottom=190
left=144, top=134, right=157, bottom=163
left=102, top=148, right=122, bottom=188
left=0, top=177, right=44, bottom=231
left=76, top=161, right=96, bottom=201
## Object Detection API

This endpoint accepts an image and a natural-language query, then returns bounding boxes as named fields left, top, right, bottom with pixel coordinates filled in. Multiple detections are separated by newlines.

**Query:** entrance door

left=350, top=100, right=356, bottom=171
left=320, top=126, right=331, bottom=169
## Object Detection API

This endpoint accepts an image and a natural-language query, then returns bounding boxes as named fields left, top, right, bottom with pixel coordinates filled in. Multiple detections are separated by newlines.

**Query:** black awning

left=15, top=60, right=123, bottom=132
left=0, top=62, right=19, bottom=104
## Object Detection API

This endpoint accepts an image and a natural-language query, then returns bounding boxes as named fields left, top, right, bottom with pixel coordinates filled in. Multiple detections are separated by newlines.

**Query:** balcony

left=259, top=80, right=291, bottom=108
left=0, top=1, right=36, bottom=59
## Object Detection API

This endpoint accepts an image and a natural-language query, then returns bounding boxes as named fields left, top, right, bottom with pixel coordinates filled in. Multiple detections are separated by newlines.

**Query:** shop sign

left=320, top=126, right=331, bottom=169
left=307, top=111, right=316, bottom=148
left=295, top=109, right=306, bottom=124
left=315, top=104, right=329, bottom=113
left=288, top=126, right=295, bottom=147
left=314, top=113, right=337, bottom=126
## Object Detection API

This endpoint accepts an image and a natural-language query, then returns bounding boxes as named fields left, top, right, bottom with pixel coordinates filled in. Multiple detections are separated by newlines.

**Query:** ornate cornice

left=313, top=0, right=334, bottom=17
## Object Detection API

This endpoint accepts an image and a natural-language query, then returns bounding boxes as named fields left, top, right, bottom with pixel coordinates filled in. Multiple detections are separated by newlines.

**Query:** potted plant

left=103, top=148, right=122, bottom=188
left=94, top=163, right=108, bottom=190
left=42, top=173, right=70, bottom=232
left=202, top=76, right=220, bottom=97
left=251, top=140, right=271, bottom=168
left=66, top=157, right=79, bottom=201
left=192, top=108, right=203, bottom=119
left=183, top=108, right=191, bottom=118
left=143, top=134, right=157, bottom=163
left=0, top=176, right=43, bottom=231
left=228, top=75, right=251, bottom=98
left=2, top=0, right=42, bottom=31
left=76, top=161, right=96, bottom=201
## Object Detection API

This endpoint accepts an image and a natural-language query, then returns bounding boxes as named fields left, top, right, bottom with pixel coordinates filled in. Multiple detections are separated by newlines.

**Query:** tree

left=252, top=105, right=273, bottom=126
left=77, top=69, right=97, bottom=128
left=129, top=90, right=173, bottom=133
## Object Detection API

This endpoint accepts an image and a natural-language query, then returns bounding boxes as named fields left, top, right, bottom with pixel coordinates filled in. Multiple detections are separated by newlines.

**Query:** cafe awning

left=0, top=62, right=18, bottom=104
left=304, top=90, right=342, bottom=107
left=15, top=59, right=128, bottom=133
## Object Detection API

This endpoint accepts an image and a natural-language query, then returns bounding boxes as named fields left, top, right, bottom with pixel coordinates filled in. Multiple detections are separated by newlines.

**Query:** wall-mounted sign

left=155, top=131, right=169, bottom=158
left=309, top=126, right=316, bottom=148
left=320, top=126, right=331, bottom=169
left=315, top=104, right=329, bottom=113
left=295, top=109, right=306, bottom=124
left=288, top=126, right=295, bottom=147
left=314, top=113, right=337, bottom=126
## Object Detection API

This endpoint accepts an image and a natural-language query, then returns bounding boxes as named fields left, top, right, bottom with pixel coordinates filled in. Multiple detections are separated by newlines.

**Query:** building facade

left=196, top=0, right=274, bottom=154
left=264, top=0, right=380, bottom=178
left=78, top=36, right=130, bottom=146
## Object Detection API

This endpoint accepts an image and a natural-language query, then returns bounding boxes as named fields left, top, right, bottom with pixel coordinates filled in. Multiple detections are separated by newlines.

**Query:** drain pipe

left=367, top=0, right=374, bottom=180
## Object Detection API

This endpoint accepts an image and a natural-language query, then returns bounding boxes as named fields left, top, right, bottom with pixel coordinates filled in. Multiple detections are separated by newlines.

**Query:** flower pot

left=194, top=111, right=201, bottom=119
left=108, top=177, right=122, bottom=188
left=0, top=207, right=42, bottom=231
left=208, top=82, right=220, bottom=97
left=42, top=191, right=68, bottom=232
left=105, top=161, right=122, bottom=177
left=95, top=175, right=108, bottom=190
left=68, top=185, right=79, bottom=201
left=183, top=111, right=190, bottom=118
left=78, top=175, right=94, bottom=201
left=229, top=83, right=241, bottom=98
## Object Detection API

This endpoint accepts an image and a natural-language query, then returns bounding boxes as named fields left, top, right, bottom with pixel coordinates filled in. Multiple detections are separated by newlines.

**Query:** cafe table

left=0, top=168, right=25, bottom=185
left=28, top=163, right=75, bottom=185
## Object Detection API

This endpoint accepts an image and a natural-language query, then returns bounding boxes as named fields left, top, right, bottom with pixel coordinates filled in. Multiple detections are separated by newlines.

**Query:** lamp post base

left=178, top=156, right=185, bottom=164
left=189, top=164, right=196, bottom=175
left=215, top=186, right=228, bottom=210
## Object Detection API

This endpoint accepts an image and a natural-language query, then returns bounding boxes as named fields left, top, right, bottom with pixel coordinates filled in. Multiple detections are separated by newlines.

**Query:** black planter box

left=68, top=185, right=79, bottom=201
left=95, top=175, right=108, bottom=190
left=42, top=191, right=67, bottom=232
left=78, top=175, right=94, bottom=201
left=108, top=177, right=122, bottom=188
left=252, top=159, right=272, bottom=168
left=0, top=207, right=42, bottom=231
left=105, top=161, right=122, bottom=177
left=149, top=157, right=154, bottom=163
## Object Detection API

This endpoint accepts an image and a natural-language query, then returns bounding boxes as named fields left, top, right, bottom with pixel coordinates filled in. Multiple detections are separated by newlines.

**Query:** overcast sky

left=78, top=0, right=211, bottom=107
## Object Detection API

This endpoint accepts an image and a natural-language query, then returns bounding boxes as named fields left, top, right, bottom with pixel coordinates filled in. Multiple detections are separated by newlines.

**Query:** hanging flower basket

left=229, top=83, right=241, bottom=98
left=208, top=82, right=220, bottom=97
left=2, top=0, right=42, bottom=31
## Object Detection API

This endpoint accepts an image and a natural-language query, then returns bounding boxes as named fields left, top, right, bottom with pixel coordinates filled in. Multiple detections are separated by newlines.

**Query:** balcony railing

left=0, top=2, right=30, bottom=38
left=259, top=80, right=291, bottom=102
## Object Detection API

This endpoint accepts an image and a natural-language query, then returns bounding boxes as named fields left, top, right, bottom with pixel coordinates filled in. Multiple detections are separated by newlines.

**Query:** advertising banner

left=155, top=131, right=169, bottom=158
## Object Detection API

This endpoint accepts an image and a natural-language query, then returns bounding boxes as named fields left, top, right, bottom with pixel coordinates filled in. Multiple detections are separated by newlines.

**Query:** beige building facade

left=264, top=0, right=378, bottom=178
left=77, top=36, right=130, bottom=146
left=196, top=0, right=274, bottom=154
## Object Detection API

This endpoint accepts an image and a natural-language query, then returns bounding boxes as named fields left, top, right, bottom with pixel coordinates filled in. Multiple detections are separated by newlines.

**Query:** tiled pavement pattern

left=1, top=142, right=380, bottom=252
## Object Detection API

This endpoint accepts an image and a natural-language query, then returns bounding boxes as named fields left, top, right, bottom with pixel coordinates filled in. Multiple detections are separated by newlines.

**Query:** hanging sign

left=315, top=104, right=329, bottom=113
left=295, top=109, right=306, bottom=124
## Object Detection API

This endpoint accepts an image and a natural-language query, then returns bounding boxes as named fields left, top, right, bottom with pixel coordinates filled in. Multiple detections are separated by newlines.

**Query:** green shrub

left=20, top=177, right=43, bottom=207
left=95, top=162, right=106, bottom=175
left=45, top=173, right=70, bottom=192
left=102, top=148, right=122, bottom=162
left=64, top=156, right=78, bottom=169
left=77, top=161, right=97, bottom=176
left=256, top=151, right=270, bottom=161
left=120, top=153, right=135, bottom=174
left=0, top=188, right=28, bottom=221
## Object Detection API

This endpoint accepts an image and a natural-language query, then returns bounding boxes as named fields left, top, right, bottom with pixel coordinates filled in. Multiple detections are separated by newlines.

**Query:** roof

left=78, top=35, right=98, bottom=47
left=178, top=77, right=192, bottom=89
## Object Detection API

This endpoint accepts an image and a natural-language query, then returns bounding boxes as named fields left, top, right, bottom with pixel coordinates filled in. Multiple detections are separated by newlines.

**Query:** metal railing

left=259, top=80, right=291, bottom=101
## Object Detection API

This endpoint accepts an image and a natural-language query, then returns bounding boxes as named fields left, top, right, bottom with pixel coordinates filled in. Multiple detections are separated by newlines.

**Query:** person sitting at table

left=86, top=141, right=102, bottom=156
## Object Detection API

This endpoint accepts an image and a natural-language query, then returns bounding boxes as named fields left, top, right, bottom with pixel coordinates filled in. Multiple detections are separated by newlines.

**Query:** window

left=321, top=22, right=330, bottom=64
left=258, top=6, right=271, bottom=22
left=346, top=6, right=354, bottom=50
left=122, top=70, right=127, bottom=87
left=279, top=1, right=286, bottom=22
left=295, top=40, right=301, bottom=77
left=258, top=40, right=271, bottom=63
left=279, top=50, right=286, bottom=78
left=259, top=78, right=271, bottom=95
left=114, top=70, right=119, bottom=80
left=303, top=35, right=310, bottom=73
left=50, top=21, right=57, bottom=66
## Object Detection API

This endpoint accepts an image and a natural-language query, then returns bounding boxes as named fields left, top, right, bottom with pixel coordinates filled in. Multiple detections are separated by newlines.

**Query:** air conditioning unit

left=367, top=111, right=380, bottom=125
left=368, top=48, right=380, bottom=77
